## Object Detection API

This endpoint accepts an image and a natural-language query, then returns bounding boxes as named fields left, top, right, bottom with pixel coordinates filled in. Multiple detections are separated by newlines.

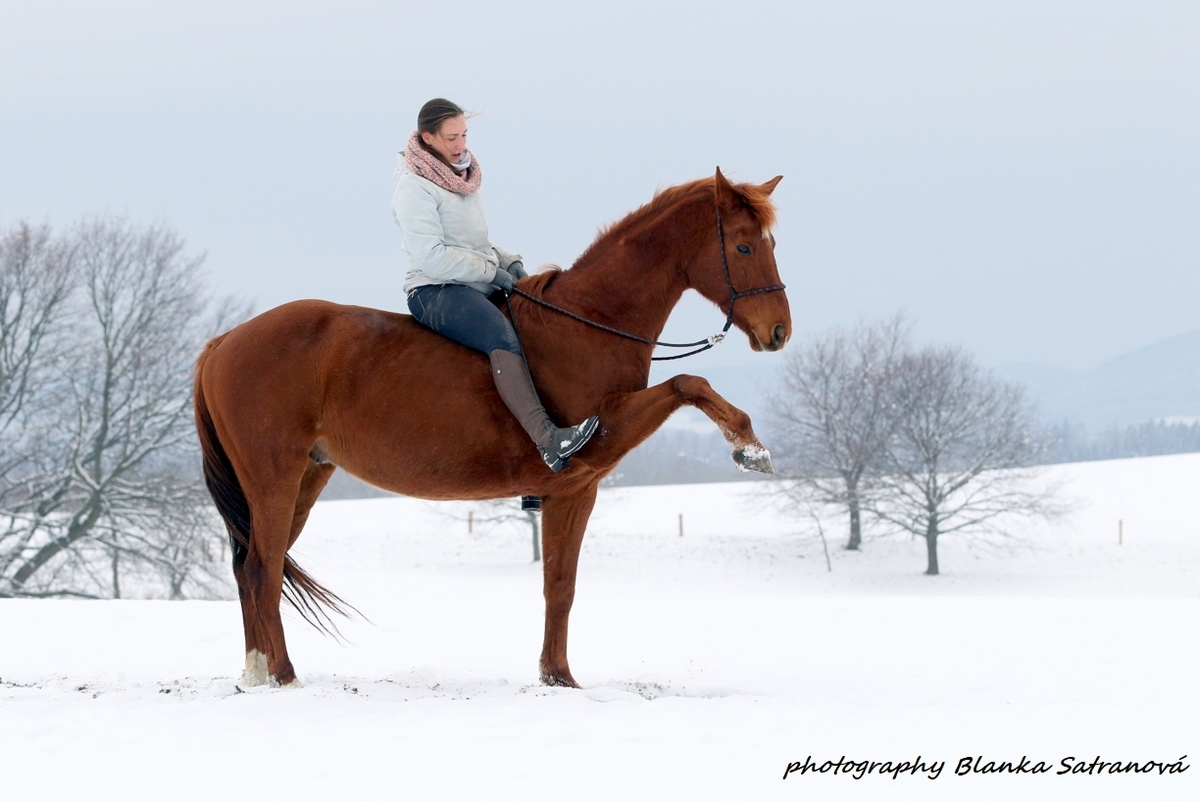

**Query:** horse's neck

left=560, top=262, right=684, bottom=345
left=552, top=200, right=706, bottom=345
left=520, top=196, right=712, bottom=420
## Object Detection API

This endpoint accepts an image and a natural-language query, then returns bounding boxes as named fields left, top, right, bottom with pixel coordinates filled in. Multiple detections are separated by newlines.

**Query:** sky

left=1, top=1, right=1197, bottom=371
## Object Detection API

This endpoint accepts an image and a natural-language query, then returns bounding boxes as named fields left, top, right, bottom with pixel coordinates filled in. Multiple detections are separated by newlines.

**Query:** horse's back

left=197, top=299, right=530, bottom=499
left=202, top=298, right=445, bottom=381
left=208, top=299, right=409, bottom=358
left=200, top=297, right=491, bottom=411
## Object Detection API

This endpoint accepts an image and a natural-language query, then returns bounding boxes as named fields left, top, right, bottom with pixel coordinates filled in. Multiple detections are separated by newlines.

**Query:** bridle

left=508, top=205, right=786, bottom=361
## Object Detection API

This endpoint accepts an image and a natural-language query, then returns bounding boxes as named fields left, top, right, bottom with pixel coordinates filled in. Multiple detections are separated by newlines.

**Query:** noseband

left=508, top=204, right=786, bottom=361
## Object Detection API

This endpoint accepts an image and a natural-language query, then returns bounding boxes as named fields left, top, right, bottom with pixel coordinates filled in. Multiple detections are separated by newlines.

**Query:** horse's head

left=686, top=168, right=792, bottom=352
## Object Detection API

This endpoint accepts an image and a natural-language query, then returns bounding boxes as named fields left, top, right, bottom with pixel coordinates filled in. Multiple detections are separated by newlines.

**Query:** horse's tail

left=194, top=339, right=354, bottom=635
left=195, top=339, right=252, bottom=572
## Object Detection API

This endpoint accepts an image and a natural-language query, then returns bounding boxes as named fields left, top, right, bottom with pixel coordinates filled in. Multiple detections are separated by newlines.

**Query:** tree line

left=0, top=218, right=242, bottom=599
left=599, top=398, right=1200, bottom=491
left=1038, top=419, right=1200, bottom=463
left=767, top=317, right=1065, bottom=575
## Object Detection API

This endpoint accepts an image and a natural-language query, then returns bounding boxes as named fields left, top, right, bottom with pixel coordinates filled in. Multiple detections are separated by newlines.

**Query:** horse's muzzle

left=752, top=323, right=789, bottom=352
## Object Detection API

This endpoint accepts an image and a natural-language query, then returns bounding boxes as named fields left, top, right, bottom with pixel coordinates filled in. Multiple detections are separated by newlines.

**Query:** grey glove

left=505, top=260, right=528, bottom=280
left=489, top=268, right=515, bottom=293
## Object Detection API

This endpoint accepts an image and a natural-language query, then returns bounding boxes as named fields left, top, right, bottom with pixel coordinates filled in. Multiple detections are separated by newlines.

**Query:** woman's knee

left=492, top=333, right=522, bottom=355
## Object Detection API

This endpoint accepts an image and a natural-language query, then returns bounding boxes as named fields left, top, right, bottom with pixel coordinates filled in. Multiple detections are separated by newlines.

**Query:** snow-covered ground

left=2, top=454, right=1197, bottom=800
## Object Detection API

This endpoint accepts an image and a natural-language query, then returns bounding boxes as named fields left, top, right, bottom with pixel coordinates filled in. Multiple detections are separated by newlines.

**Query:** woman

left=392, top=98, right=598, bottom=472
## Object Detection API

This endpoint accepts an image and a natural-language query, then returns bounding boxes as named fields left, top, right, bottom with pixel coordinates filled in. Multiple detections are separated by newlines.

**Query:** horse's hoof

left=540, top=672, right=581, bottom=689
left=733, top=443, right=773, bottom=474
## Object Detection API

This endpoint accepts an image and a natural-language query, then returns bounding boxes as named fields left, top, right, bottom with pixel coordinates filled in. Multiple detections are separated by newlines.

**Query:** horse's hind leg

left=231, top=453, right=319, bottom=685
left=239, top=489, right=304, bottom=686
left=232, top=556, right=263, bottom=683
left=237, top=459, right=336, bottom=687
left=240, top=459, right=336, bottom=686
left=538, top=485, right=599, bottom=688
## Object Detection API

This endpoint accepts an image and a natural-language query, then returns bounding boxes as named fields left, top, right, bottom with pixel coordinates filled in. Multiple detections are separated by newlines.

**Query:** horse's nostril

left=772, top=324, right=786, bottom=348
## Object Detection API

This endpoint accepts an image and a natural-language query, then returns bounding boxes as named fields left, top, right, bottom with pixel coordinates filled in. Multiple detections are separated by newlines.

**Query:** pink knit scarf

left=404, top=131, right=482, bottom=195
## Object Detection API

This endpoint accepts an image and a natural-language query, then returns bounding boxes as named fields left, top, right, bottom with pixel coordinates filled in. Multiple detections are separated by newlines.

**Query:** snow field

left=1, top=453, right=1197, bottom=799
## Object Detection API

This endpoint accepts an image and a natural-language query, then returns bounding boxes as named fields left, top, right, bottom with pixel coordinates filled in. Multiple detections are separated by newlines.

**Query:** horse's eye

left=736, top=244, right=752, bottom=256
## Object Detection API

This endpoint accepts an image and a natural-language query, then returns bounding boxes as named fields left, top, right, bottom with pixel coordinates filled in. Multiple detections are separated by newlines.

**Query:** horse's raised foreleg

left=592, top=374, right=774, bottom=474
left=538, top=485, right=599, bottom=688
left=535, top=377, right=767, bottom=688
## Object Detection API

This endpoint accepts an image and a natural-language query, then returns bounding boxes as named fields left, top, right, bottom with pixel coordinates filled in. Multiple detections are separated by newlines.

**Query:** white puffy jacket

left=391, top=156, right=519, bottom=295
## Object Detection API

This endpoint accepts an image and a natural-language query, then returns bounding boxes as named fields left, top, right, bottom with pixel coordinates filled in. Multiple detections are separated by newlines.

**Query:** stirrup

left=538, top=415, right=600, bottom=473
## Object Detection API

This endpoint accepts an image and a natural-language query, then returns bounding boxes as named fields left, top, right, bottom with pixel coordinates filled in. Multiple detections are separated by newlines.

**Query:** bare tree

left=0, top=218, right=233, bottom=599
left=871, top=346, right=1061, bottom=575
left=768, top=316, right=908, bottom=549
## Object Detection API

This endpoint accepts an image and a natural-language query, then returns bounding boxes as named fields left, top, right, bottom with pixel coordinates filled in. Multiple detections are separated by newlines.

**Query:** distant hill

left=997, top=329, right=1200, bottom=427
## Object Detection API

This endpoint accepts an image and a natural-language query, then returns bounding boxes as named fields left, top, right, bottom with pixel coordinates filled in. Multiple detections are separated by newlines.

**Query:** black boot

left=489, top=350, right=600, bottom=472
left=539, top=415, right=600, bottom=472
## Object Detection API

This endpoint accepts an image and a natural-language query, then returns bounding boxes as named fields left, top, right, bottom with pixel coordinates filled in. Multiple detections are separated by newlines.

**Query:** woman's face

left=421, top=115, right=468, bottom=165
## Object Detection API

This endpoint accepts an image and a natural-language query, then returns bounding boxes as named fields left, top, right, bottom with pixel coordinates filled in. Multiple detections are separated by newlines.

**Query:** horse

left=193, top=168, right=791, bottom=688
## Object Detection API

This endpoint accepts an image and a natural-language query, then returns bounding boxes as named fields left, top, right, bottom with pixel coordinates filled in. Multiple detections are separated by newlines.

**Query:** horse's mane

left=571, top=176, right=777, bottom=273
left=519, top=268, right=562, bottom=295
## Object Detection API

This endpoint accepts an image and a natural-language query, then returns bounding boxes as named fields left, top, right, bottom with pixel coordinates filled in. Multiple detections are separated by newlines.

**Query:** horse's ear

left=761, top=175, right=783, bottom=195
left=714, top=167, right=736, bottom=205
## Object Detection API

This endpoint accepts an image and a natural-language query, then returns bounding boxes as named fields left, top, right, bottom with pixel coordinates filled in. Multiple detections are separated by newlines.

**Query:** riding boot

left=488, top=349, right=600, bottom=473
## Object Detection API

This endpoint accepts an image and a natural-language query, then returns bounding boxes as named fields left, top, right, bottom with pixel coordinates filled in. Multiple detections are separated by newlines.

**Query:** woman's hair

left=417, top=98, right=466, bottom=136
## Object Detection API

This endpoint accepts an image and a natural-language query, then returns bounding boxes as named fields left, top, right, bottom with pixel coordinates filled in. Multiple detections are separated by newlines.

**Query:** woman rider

left=392, top=98, right=599, bottom=472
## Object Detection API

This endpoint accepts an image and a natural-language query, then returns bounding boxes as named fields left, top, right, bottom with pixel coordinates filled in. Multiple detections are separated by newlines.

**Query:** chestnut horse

left=194, top=168, right=791, bottom=688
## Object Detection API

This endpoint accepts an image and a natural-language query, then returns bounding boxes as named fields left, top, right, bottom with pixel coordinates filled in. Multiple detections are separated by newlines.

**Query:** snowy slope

left=1, top=455, right=1197, bottom=800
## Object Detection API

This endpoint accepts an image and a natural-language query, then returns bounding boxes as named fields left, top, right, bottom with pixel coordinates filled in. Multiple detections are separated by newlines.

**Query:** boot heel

left=540, top=452, right=569, bottom=472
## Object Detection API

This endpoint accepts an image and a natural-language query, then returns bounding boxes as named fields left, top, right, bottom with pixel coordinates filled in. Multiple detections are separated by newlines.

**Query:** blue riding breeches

left=407, top=284, right=522, bottom=355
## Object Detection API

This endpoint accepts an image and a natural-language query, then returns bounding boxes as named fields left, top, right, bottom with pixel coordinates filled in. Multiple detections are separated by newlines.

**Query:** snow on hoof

left=733, top=443, right=773, bottom=474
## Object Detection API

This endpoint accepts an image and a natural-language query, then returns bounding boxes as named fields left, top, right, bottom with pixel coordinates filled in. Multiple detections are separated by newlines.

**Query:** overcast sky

left=2, top=1, right=1196, bottom=371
